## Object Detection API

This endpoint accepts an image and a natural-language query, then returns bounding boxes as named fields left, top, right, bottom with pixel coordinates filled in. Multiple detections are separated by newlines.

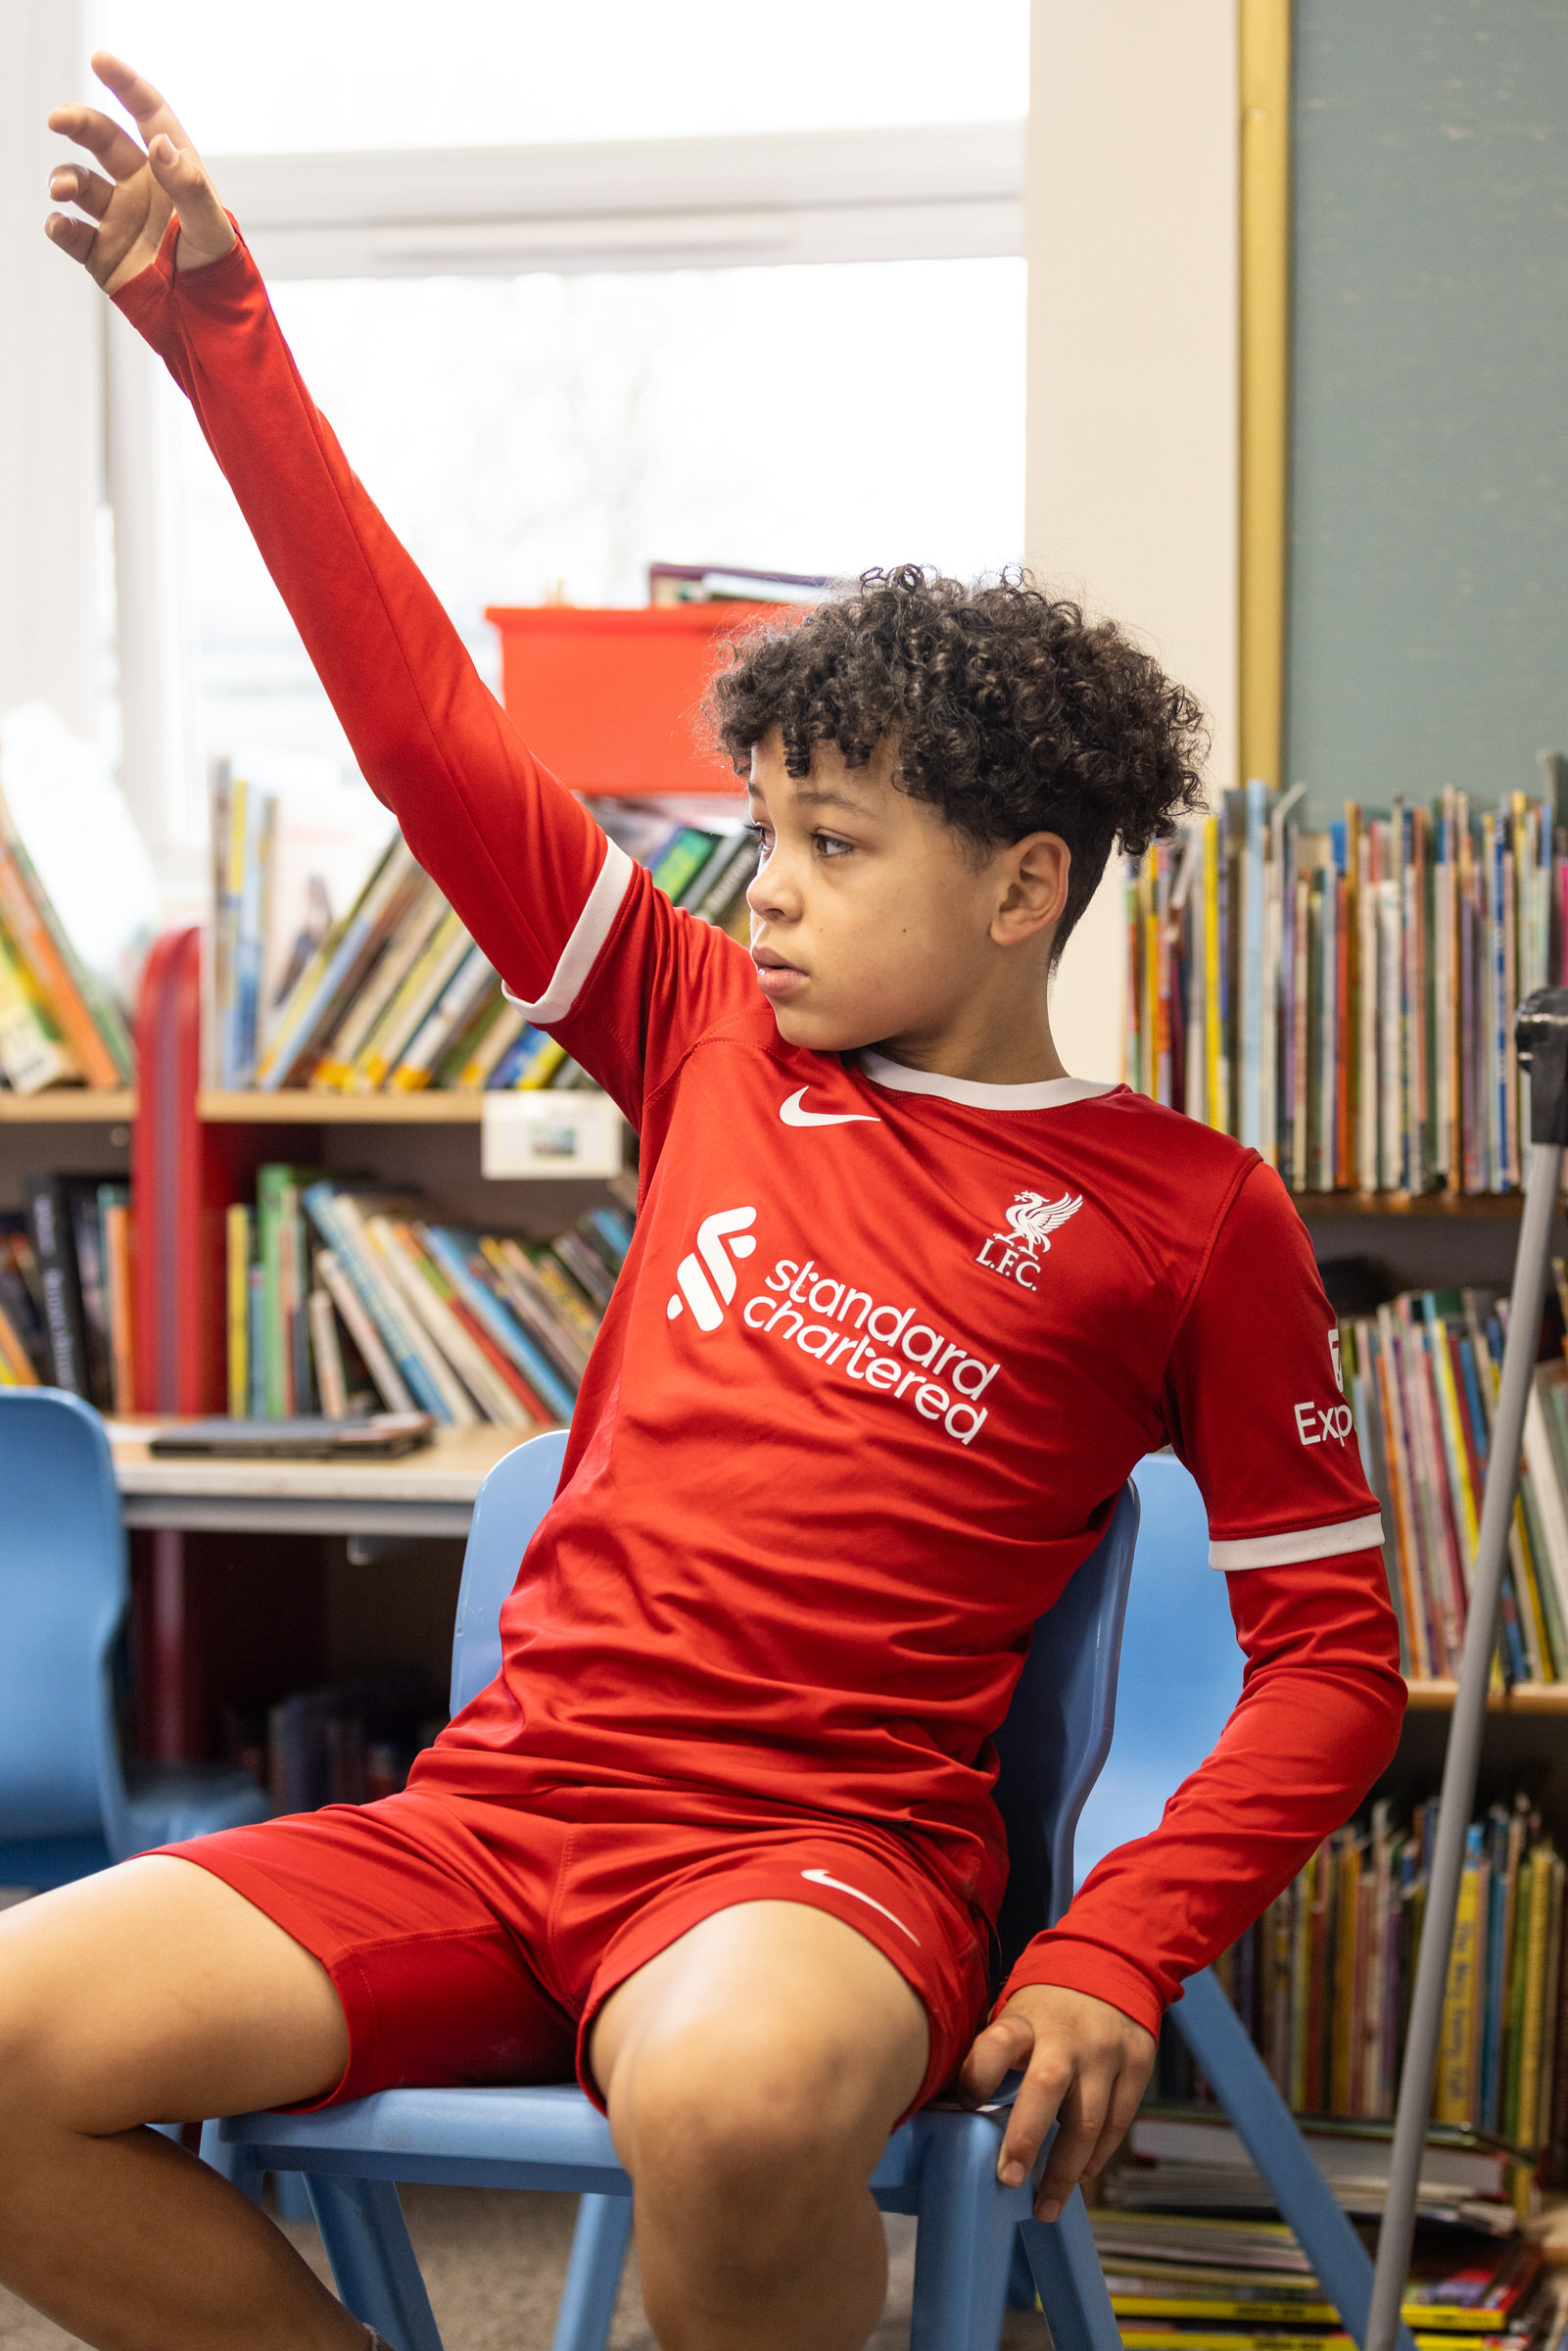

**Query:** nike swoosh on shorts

left=779, top=1088, right=881, bottom=1128
left=800, top=1866, right=921, bottom=1943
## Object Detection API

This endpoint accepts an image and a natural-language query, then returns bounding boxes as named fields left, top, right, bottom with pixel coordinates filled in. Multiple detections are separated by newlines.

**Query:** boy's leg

left=0, top=1853, right=364, bottom=2351
left=591, top=1899, right=930, bottom=2351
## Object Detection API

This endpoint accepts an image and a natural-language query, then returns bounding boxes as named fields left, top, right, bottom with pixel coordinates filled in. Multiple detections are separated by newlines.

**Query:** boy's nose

left=746, top=856, right=800, bottom=924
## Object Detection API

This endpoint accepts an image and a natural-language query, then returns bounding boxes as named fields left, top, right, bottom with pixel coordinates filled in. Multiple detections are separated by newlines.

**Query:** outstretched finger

left=45, top=102, right=146, bottom=185
left=48, top=164, right=115, bottom=222
left=44, top=211, right=99, bottom=267
left=90, top=51, right=196, bottom=159
left=145, top=134, right=233, bottom=259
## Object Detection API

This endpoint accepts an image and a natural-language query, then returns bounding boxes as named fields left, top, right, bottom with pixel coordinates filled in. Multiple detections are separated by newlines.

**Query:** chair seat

left=122, top=1761, right=274, bottom=1851
left=217, top=2083, right=1003, bottom=2223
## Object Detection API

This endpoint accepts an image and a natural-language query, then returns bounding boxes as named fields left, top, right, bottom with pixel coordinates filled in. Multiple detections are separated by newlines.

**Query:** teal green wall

left=1286, top=2, right=1568, bottom=819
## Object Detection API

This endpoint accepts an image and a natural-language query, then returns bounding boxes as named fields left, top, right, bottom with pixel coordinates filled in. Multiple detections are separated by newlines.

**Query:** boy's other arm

left=962, top=1542, right=1402, bottom=2216
left=44, top=56, right=651, bottom=1069
left=962, top=1161, right=1405, bottom=2214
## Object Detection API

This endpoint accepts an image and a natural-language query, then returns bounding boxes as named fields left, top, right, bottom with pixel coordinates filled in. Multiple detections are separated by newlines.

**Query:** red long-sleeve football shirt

left=116, top=224, right=1405, bottom=2037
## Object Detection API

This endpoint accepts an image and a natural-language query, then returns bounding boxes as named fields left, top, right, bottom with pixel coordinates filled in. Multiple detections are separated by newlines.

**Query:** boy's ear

left=990, top=833, right=1070, bottom=948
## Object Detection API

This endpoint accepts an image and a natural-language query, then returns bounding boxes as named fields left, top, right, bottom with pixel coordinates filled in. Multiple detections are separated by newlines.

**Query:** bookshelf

left=199, top=1090, right=492, bottom=1126
left=1404, top=1679, right=1568, bottom=1715
left=0, top=1090, right=136, bottom=1124
left=1294, top=1190, right=1535, bottom=1221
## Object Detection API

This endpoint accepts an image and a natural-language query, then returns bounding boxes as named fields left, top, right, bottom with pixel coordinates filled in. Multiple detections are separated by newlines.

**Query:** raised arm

left=43, top=55, right=730, bottom=1098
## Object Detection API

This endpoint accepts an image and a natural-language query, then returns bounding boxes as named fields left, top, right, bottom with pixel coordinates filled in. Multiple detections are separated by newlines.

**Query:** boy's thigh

left=591, top=1900, right=930, bottom=2178
left=0, top=1855, right=348, bottom=2132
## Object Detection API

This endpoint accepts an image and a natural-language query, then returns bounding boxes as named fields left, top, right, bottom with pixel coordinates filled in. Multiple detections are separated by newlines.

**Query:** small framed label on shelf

left=481, top=1089, right=623, bottom=1180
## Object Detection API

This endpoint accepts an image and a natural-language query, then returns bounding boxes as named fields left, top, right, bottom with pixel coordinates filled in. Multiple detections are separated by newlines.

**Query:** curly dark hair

left=707, top=565, right=1208, bottom=955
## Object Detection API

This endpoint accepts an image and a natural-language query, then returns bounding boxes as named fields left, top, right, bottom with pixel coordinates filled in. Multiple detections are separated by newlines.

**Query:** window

left=182, top=258, right=1026, bottom=769
left=94, top=1, right=1027, bottom=819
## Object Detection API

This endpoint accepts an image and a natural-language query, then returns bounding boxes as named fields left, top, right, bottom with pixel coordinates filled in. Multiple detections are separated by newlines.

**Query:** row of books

left=214, top=778, right=754, bottom=1092
left=0, top=750, right=136, bottom=1094
left=1101, top=1791, right=1568, bottom=2351
left=1113, top=2108, right=1520, bottom=2231
left=223, top=1168, right=633, bottom=1426
left=1152, top=1798, right=1568, bottom=2170
left=1092, top=2203, right=1561, bottom=2351
left=0, top=1173, right=133, bottom=1412
left=1341, top=1281, right=1568, bottom=1685
left=1123, top=771, right=1568, bottom=1194
left=221, top=1669, right=444, bottom=1814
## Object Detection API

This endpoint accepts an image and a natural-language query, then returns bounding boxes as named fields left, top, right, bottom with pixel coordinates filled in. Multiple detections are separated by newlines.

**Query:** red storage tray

left=486, top=603, right=795, bottom=797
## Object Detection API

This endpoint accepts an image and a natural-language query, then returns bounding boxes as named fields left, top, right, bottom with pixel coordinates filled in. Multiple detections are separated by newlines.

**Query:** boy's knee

left=612, top=2012, right=886, bottom=2226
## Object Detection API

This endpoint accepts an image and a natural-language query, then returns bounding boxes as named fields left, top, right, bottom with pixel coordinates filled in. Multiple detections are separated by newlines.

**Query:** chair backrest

left=0, top=1389, right=129, bottom=1843
left=449, top=1436, right=1141, bottom=1966
left=1071, top=1451, right=1242, bottom=1884
left=450, top=1428, right=570, bottom=1715
left=991, top=1482, right=1140, bottom=1969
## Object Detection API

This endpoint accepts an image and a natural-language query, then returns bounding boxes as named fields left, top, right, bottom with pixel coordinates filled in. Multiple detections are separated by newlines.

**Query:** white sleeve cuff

left=500, top=839, right=634, bottom=1025
left=1211, top=1511, right=1385, bottom=1571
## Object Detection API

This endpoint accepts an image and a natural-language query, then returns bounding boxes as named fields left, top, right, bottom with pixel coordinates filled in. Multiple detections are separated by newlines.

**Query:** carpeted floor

left=0, top=2183, right=1055, bottom=2348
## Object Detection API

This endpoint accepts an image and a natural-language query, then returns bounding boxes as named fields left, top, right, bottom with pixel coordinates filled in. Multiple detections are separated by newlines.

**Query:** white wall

left=0, top=0, right=100, bottom=738
left=1027, top=0, right=1240, bottom=1081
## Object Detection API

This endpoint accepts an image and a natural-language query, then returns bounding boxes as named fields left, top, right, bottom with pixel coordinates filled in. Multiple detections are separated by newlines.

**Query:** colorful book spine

left=418, top=1225, right=577, bottom=1423
left=314, top=1247, right=413, bottom=1415
left=225, top=1203, right=252, bottom=1417
left=301, top=1184, right=452, bottom=1421
left=0, top=835, right=120, bottom=1086
left=0, top=926, right=78, bottom=1094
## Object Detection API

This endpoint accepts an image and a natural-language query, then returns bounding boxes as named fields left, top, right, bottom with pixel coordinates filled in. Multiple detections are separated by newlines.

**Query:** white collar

left=857, top=1050, right=1117, bottom=1113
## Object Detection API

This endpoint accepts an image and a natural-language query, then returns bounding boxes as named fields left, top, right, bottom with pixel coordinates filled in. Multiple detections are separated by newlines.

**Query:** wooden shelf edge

left=1403, top=1677, right=1568, bottom=1713
left=1293, top=1189, right=1532, bottom=1218
left=0, top=1089, right=136, bottom=1123
left=199, top=1089, right=485, bottom=1125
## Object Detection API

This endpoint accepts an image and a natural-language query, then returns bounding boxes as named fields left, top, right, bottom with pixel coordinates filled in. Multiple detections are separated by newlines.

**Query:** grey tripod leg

left=1365, top=987, right=1568, bottom=2351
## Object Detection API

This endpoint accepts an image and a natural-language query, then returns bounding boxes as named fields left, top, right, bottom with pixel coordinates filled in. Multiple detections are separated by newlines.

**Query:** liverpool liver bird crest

left=1003, top=1188, right=1083, bottom=1256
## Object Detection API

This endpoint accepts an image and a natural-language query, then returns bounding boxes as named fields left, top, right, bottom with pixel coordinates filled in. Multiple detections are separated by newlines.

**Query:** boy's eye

left=744, top=819, right=773, bottom=855
left=815, top=832, right=853, bottom=859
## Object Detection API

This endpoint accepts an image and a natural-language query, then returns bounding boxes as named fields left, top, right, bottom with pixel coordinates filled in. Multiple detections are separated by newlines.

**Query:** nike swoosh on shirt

left=800, top=1867, right=921, bottom=1943
left=779, top=1088, right=881, bottom=1128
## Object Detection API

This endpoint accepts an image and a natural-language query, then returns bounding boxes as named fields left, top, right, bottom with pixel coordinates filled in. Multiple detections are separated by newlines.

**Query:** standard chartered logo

left=666, top=1206, right=758, bottom=1332
left=665, top=1206, right=1000, bottom=1449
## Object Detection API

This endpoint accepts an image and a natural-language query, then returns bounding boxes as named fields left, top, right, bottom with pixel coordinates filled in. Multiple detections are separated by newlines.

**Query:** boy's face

left=743, top=730, right=1066, bottom=1063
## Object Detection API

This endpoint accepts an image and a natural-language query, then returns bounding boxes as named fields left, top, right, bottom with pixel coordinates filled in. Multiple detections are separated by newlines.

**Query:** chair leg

left=197, top=2117, right=263, bottom=2205
left=304, top=2173, right=444, bottom=2351
left=1018, top=2193, right=1122, bottom=2351
left=550, top=2191, right=636, bottom=2351
left=272, top=2169, right=315, bottom=2225
left=1173, top=1967, right=1415, bottom=2351
left=909, top=2111, right=1027, bottom=2351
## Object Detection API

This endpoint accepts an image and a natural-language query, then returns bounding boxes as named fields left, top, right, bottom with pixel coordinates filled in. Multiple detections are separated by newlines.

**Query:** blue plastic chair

left=206, top=1430, right=1138, bottom=2351
left=0, top=1388, right=273, bottom=1891
left=1072, top=1452, right=1414, bottom=2351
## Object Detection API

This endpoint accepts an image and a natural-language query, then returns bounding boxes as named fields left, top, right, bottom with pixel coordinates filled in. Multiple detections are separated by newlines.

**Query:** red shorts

left=161, top=1781, right=991, bottom=2117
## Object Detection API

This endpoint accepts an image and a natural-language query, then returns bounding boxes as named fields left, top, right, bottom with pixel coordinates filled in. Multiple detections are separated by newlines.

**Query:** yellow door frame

left=1239, top=0, right=1291, bottom=792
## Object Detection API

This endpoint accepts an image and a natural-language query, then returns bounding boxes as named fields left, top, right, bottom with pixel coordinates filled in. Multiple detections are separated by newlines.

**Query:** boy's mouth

left=752, top=947, right=808, bottom=1002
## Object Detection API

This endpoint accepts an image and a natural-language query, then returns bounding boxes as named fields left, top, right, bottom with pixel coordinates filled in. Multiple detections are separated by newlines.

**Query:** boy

left=5, top=52, right=1404, bottom=2351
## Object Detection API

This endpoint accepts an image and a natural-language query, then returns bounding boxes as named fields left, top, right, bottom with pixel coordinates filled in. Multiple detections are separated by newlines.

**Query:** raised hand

left=45, top=51, right=233, bottom=296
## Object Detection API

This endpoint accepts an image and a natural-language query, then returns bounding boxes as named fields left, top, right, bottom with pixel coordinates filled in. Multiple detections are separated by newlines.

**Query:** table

left=109, top=1422, right=525, bottom=1540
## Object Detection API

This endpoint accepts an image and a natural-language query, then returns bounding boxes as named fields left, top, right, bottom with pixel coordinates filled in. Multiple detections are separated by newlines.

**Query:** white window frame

left=212, top=121, right=1022, bottom=279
